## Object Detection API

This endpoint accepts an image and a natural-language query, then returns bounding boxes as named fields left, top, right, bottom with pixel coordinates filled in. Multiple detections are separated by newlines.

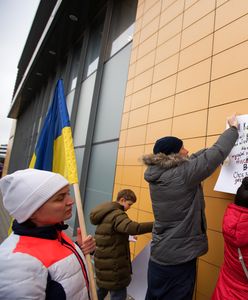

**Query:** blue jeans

left=145, top=258, right=196, bottom=300
left=97, top=287, right=127, bottom=300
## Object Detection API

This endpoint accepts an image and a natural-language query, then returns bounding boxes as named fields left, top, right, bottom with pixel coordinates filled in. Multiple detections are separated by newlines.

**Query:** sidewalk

left=0, top=191, right=11, bottom=243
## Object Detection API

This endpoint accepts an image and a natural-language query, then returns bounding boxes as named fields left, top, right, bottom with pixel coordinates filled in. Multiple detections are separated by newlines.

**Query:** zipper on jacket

left=60, top=236, right=91, bottom=300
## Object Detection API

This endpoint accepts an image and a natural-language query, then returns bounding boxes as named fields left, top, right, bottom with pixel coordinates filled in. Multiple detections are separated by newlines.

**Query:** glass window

left=83, top=141, right=119, bottom=235
left=106, top=0, right=137, bottom=58
left=74, top=72, right=97, bottom=147
left=75, top=147, right=85, bottom=182
left=68, top=43, right=81, bottom=92
left=83, top=19, right=104, bottom=79
left=66, top=89, right=75, bottom=118
left=93, top=43, right=132, bottom=143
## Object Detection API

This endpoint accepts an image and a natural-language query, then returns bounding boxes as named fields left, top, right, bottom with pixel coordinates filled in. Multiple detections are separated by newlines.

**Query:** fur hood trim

left=142, top=152, right=188, bottom=169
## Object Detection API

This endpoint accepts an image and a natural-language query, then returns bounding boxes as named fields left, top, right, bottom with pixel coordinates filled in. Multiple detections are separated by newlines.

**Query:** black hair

left=235, top=177, right=248, bottom=209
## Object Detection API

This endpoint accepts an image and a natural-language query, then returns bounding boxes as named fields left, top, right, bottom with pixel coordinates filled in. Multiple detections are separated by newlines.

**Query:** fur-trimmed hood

left=142, top=152, right=188, bottom=168
left=142, top=152, right=188, bottom=184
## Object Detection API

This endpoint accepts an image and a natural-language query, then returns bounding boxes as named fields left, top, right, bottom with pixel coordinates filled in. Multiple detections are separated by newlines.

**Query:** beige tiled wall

left=114, top=0, right=248, bottom=298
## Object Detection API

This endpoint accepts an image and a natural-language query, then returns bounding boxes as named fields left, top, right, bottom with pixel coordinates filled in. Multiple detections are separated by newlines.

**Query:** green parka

left=90, top=202, right=153, bottom=290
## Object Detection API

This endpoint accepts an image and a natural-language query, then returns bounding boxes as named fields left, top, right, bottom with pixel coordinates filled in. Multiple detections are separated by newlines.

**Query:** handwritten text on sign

left=214, top=115, right=248, bottom=194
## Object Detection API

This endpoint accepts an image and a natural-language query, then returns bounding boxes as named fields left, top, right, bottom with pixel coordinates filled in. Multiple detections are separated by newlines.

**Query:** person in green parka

left=90, top=189, right=153, bottom=300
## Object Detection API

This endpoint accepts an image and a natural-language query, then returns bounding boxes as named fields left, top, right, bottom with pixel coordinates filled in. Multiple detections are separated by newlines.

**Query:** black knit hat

left=153, top=136, right=183, bottom=155
left=235, top=177, right=248, bottom=209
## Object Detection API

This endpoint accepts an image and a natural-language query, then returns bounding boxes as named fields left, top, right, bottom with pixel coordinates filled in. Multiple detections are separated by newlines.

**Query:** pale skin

left=30, top=184, right=96, bottom=255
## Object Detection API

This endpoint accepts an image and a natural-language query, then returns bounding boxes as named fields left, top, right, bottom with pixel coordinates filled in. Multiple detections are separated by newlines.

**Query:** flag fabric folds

left=29, top=79, right=78, bottom=184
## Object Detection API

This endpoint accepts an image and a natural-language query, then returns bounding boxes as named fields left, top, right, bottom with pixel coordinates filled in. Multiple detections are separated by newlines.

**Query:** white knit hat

left=0, top=169, right=69, bottom=223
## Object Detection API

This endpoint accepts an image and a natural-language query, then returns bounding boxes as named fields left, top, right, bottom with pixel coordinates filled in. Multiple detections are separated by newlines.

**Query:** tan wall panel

left=124, top=145, right=145, bottom=166
left=140, top=16, right=160, bottom=43
left=142, top=1, right=161, bottom=28
left=174, top=84, right=209, bottom=116
left=153, top=53, right=179, bottom=82
left=207, top=99, right=248, bottom=135
left=130, top=46, right=138, bottom=64
left=148, top=96, right=174, bottom=122
left=143, top=0, right=160, bottom=13
left=121, top=112, right=129, bottom=130
left=117, top=147, right=125, bottom=165
left=183, top=0, right=215, bottom=29
left=205, top=196, right=232, bottom=232
left=213, top=14, right=248, bottom=54
left=115, top=165, right=124, bottom=184
left=119, top=129, right=127, bottom=147
left=146, top=118, right=172, bottom=144
left=151, top=75, right=177, bottom=102
left=126, top=79, right=134, bottom=96
left=185, top=0, right=198, bottom=10
left=216, top=0, right=229, bottom=7
left=212, top=41, right=248, bottom=80
left=122, top=166, right=143, bottom=187
left=157, top=14, right=183, bottom=46
left=135, top=50, right=156, bottom=76
left=123, top=95, right=132, bottom=113
left=141, top=165, right=149, bottom=188
left=131, top=86, right=151, bottom=110
left=138, top=210, right=154, bottom=222
left=129, top=106, right=149, bottom=128
left=215, top=0, right=248, bottom=30
left=140, top=187, right=153, bottom=213
left=210, top=69, right=248, bottom=107
left=144, top=143, right=153, bottom=154
left=183, top=137, right=206, bottom=154
left=161, top=0, right=178, bottom=11
left=132, top=31, right=141, bottom=49
left=181, top=13, right=214, bottom=49
left=195, top=292, right=209, bottom=300
left=196, top=260, right=219, bottom=299
left=128, top=63, right=136, bottom=80
left=201, top=230, right=224, bottom=267
left=160, top=0, right=184, bottom=28
left=136, top=2, right=145, bottom=20
left=126, top=126, right=147, bottom=146
left=127, top=207, right=138, bottom=221
left=137, top=33, right=158, bottom=59
left=133, top=68, right=153, bottom=93
left=156, top=34, right=181, bottom=63
left=179, top=35, right=213, bottom=71
left=177, top=59, right=211, bottom=93
left=203, top=167, right=234, bottom=201
left=113, top=183, right=121, bottom=201
left=134, top=16, right=143, bottom=34
left=172, top=110, right=207, bottom=139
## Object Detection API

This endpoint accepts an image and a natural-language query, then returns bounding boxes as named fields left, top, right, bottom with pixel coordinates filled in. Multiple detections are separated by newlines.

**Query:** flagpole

left=73, top=183, right=98, bottom=300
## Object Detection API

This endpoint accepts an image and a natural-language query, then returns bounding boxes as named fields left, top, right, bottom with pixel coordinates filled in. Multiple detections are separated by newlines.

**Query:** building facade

left=6, top=0, right=248, bottom=298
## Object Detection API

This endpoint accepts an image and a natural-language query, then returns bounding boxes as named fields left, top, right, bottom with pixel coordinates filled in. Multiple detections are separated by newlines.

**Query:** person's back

left=90, top=189, right=153, bottom=300
left=212, top=177, right=248, bottom=300
left=143, top=115, right=239, bottom=300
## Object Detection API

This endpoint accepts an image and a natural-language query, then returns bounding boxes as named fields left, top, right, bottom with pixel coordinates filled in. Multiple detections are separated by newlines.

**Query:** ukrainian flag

left=29, top=79, right=78, bottom=184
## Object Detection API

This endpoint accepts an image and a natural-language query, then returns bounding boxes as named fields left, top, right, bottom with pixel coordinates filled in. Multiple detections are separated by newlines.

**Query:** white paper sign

left=214, top=114, right=248, bottom=194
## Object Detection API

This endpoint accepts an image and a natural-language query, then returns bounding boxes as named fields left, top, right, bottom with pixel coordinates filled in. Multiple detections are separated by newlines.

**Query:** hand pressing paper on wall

left=215, top=114, right=248, bottom=194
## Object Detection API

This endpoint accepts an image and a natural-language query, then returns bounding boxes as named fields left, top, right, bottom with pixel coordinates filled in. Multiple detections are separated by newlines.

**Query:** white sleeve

left=0, top=237, right=47, bottom=299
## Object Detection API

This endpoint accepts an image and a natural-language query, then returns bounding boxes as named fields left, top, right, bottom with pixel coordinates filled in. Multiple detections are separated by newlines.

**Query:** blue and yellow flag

left=29, top=79, right=78, bottom=184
